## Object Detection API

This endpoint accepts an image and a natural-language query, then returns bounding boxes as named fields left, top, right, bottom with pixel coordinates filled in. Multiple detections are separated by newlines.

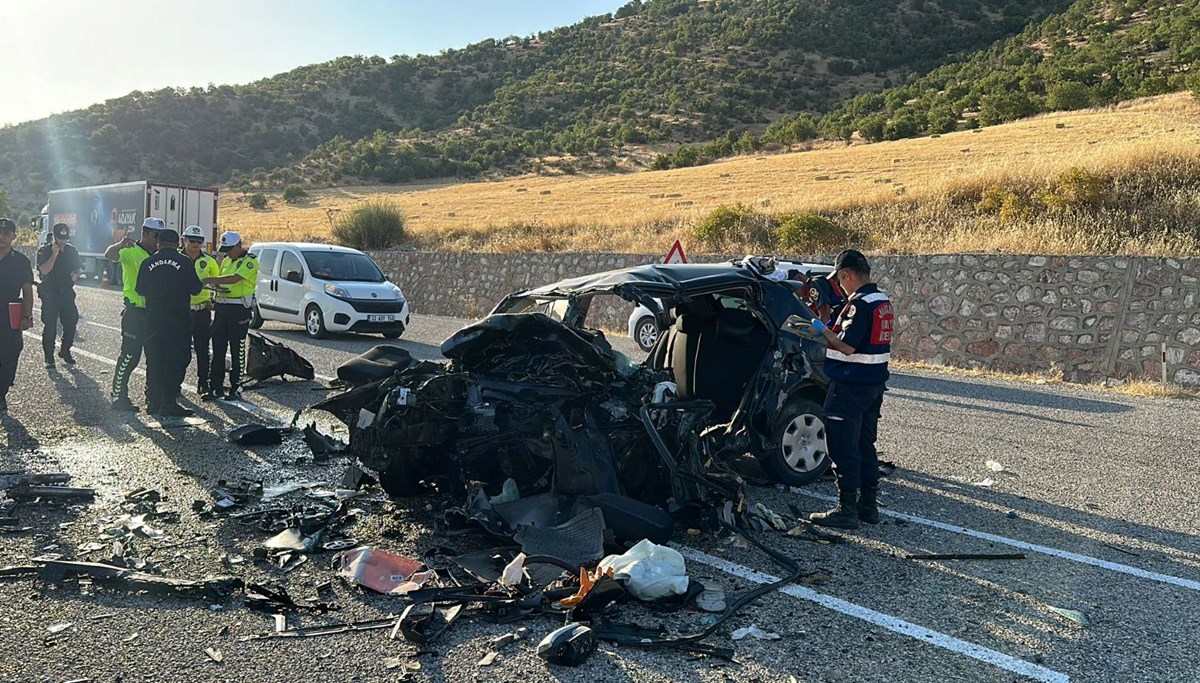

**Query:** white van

left=246, top=242, right=410, bottom=339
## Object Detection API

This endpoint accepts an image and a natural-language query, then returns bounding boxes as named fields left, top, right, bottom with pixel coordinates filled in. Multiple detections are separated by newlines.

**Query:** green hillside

left=768, top=0, right=1200, bottom=149
left=0, top=0, right=1066, bottom=213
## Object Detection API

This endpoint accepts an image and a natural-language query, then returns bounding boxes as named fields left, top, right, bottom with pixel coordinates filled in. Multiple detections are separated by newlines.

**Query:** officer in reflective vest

left=805, top=249, right=894, bottom=530
left=202, top=231, right=257, bottom=400
left=182, top=225, right=220, bottom=399
left=103, top=217, right=162, bottom=412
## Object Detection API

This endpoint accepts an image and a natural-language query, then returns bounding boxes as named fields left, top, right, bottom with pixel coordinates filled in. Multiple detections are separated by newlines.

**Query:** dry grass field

left=219, top=92, right=1200, bottom=255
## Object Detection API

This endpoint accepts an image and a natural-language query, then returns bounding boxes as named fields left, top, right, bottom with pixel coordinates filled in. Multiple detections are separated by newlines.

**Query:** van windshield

left=301, top=251, right=386, bottom=283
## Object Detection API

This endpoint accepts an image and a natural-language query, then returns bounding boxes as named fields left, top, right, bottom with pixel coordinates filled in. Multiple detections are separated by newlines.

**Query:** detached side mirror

left=285, top=270, right=303, bottom=284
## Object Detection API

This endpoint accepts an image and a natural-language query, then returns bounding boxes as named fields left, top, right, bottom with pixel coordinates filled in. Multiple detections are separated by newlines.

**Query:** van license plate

left=368, top=314, right=395, bottom=323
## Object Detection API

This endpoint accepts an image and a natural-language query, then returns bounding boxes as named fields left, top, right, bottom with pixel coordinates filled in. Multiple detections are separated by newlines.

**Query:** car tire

left=249, top=302, right=264, bottom=330
left=633, top=315, right=659, bottom=352
left=760, top=397, right=831, bottom=487
left=381, top=331, right=403, bottom=339
left=305, top=304, right=327, bottom=339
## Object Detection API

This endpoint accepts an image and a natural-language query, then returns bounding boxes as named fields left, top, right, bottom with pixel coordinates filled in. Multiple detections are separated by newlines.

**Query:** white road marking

left=32, top=306, right=123, bottom=333
left=22, top=331, right=278, bottom=423
left=678, top=546, right=1070, bottom=683
left=797, top=490, right=1200, bottom=592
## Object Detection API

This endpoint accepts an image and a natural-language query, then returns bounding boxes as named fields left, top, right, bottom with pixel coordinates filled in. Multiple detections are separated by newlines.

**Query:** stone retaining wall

left=369, top=250, right=1200, bottom=388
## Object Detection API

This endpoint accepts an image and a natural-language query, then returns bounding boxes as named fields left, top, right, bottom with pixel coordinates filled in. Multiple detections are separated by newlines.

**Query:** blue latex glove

left=810, top=318, right=826, bottom=333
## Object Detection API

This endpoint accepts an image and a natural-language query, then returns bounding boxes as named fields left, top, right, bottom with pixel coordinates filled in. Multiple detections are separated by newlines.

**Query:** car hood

left=323, top=280, right=402, bottom=300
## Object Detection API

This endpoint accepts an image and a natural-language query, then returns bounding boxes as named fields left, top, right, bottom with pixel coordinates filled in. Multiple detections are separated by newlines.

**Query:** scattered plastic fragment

left=973, top=478, right=995, bottom=488
left=477, top=651, right=498, bottom=667
left=696, top=588, right=727, bottom=613
left=731, top=624, right=781, bottom=641
left=336, top=547, right=429, bottom=595
left=490, top=478, right=520, bottom=505
left=1049, top=606, right=1091, bottom=628
left=499, top=552, right=527, bottom=587
left=986, top=460, right=1005, bottom=473
left=47, top=622, right=73, bottom=634
left=204, top=647, right=224, bottom=663
left=537, top=623, right=598, bottom=666
left=753, top=503, right=789, bottom=531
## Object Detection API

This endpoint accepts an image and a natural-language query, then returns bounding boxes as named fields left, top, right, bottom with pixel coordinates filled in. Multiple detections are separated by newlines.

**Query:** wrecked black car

left=314, top=259, right=831, bottom=530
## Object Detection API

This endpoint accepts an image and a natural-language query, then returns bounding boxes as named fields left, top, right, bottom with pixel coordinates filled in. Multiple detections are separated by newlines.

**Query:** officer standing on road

left=203, top=232, right=257, bottom=400
left=181, top=226, right=219, bottom=399
left=104, top=217, right=162, bottom=412
left=137, top=229, right=202, bottom=417
left=36, top=223, right=82, bottom=370
left=0, top=218, right=35, bottom=414
left=807, top=249, right=894, bottom=530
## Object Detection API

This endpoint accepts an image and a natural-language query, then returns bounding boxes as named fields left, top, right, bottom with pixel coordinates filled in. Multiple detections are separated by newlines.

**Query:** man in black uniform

left=36, top=222, right=82, bottom=370
left=807, top=250, right=894, bottom=530
left=136, top=229, right=202, bottom=418
left=0, top=218, right=35, bottom=414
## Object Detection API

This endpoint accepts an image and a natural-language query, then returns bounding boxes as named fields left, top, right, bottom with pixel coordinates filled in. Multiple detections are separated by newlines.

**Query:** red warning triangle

left=663, top=240, right=688, bottom=264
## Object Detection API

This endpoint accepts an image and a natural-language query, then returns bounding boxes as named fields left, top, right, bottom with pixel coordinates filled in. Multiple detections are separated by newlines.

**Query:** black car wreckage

left=314, top=259, right=833, bottom=540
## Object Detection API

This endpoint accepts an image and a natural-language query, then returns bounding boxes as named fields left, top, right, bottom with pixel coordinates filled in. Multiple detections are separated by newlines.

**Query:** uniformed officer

left=0, top=217, right=35, bottom=414
left=181, top=225, right=220, bottom=399
left=203, top=231, right=257, bottom=400
left=104, top=217, right=162, bottom=412
left=806, top=249, right=894, bottom=530
left=36, top=222, right=82, bottom=369
left=136, top=229, right=202, bottom=417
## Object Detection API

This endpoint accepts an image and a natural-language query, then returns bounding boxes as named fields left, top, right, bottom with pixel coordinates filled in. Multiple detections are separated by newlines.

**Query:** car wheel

left=305, top=304, right=327, bottom=339
left=633, top=315, right=659, bottom=352
left=249, top=302, right=264, bottom=329
left=760, top=397, right=831, bottom=487
left=381, top=331, right=403, bottom=339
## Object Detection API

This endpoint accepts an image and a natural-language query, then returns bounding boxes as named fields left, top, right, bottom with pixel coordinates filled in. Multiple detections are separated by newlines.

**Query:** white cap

left=182, top=225, right=205, bottom=239
left=218, top=231, right=242, bottom=251
left=142, top=217, right=165, bottom=230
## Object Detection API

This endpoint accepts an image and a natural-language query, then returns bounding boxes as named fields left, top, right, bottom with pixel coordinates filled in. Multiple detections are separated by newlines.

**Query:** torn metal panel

left=35, top=560, right=242, bottom=601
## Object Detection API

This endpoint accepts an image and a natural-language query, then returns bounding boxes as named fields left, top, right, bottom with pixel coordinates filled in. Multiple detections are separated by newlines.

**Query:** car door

left=274, top=249, right=307, bottom=321
left=254, top=248, right=279, bottom=319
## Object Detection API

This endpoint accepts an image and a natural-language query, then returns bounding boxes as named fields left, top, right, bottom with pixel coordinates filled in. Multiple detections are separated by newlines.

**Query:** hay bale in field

left=516, top=187, right=527, bottom=193
left=674, top=201, right=693, bottom=207
left=649, top=193, right=664, bottom=199
left=540, top=190, right=552, bottom=195
left=1055, top=123, right=1066, bottom=129
left=814, top=175, right=831, bottom=181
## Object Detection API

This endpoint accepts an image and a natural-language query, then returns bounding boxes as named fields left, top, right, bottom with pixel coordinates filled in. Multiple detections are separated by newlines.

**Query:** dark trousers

left=40, top=287, right=78, bottom=359
left=823, top=379, right=886, bottom=492
left=209, top=303, right=251, bottom=394
left=191, top=308, right=212, bottom=392
left=0, top=326, right=21, bottom=398
left=145, top=310, right=191, bottom=411
left=112, top=305, right=147, bottom=400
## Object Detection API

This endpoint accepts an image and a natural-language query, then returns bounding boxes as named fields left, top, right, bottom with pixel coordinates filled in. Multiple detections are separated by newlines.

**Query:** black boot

left=858, top=485, right=880, bottom=524
left=810, top=489, right=861, bottom=529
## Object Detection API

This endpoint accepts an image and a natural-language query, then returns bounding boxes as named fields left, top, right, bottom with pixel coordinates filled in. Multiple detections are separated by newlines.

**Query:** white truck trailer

left=33, top=181, right=218, bottom=280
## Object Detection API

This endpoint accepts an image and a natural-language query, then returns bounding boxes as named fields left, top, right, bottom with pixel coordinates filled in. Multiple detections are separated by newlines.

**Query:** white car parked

left=626, top=260, right=835, bottom=352
left=247, top=242, right=410, bottom=339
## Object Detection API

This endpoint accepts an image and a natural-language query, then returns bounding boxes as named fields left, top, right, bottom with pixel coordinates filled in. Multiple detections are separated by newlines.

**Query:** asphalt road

left=2, top=283, right=1199, bottom=683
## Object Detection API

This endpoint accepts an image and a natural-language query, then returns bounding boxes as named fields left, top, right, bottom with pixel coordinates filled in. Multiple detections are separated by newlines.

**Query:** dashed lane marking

left=678, top=545, right=1070, bottom=683
left=797, top=490, right=1200, bottom=593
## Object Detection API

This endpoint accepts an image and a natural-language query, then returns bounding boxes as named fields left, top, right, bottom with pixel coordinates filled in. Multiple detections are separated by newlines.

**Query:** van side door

left=274, top=249, right=308, bottom=321
left=254, top=248, right=279, bottom=320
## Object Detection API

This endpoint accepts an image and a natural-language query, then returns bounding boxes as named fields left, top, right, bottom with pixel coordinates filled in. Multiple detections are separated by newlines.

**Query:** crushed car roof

left=508, top=262, right=768, bottom=301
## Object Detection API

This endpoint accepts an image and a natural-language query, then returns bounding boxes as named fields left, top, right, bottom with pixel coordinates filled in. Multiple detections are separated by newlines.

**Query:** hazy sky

left=0, top=0, right=628, bottom=127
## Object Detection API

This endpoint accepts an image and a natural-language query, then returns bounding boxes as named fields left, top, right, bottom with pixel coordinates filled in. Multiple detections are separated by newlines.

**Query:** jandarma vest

left=824, top=282, right=893, bottom=384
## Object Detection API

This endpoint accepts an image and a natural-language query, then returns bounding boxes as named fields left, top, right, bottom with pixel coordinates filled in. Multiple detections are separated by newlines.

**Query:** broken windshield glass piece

left=731, top=624, right=781, bottom=641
